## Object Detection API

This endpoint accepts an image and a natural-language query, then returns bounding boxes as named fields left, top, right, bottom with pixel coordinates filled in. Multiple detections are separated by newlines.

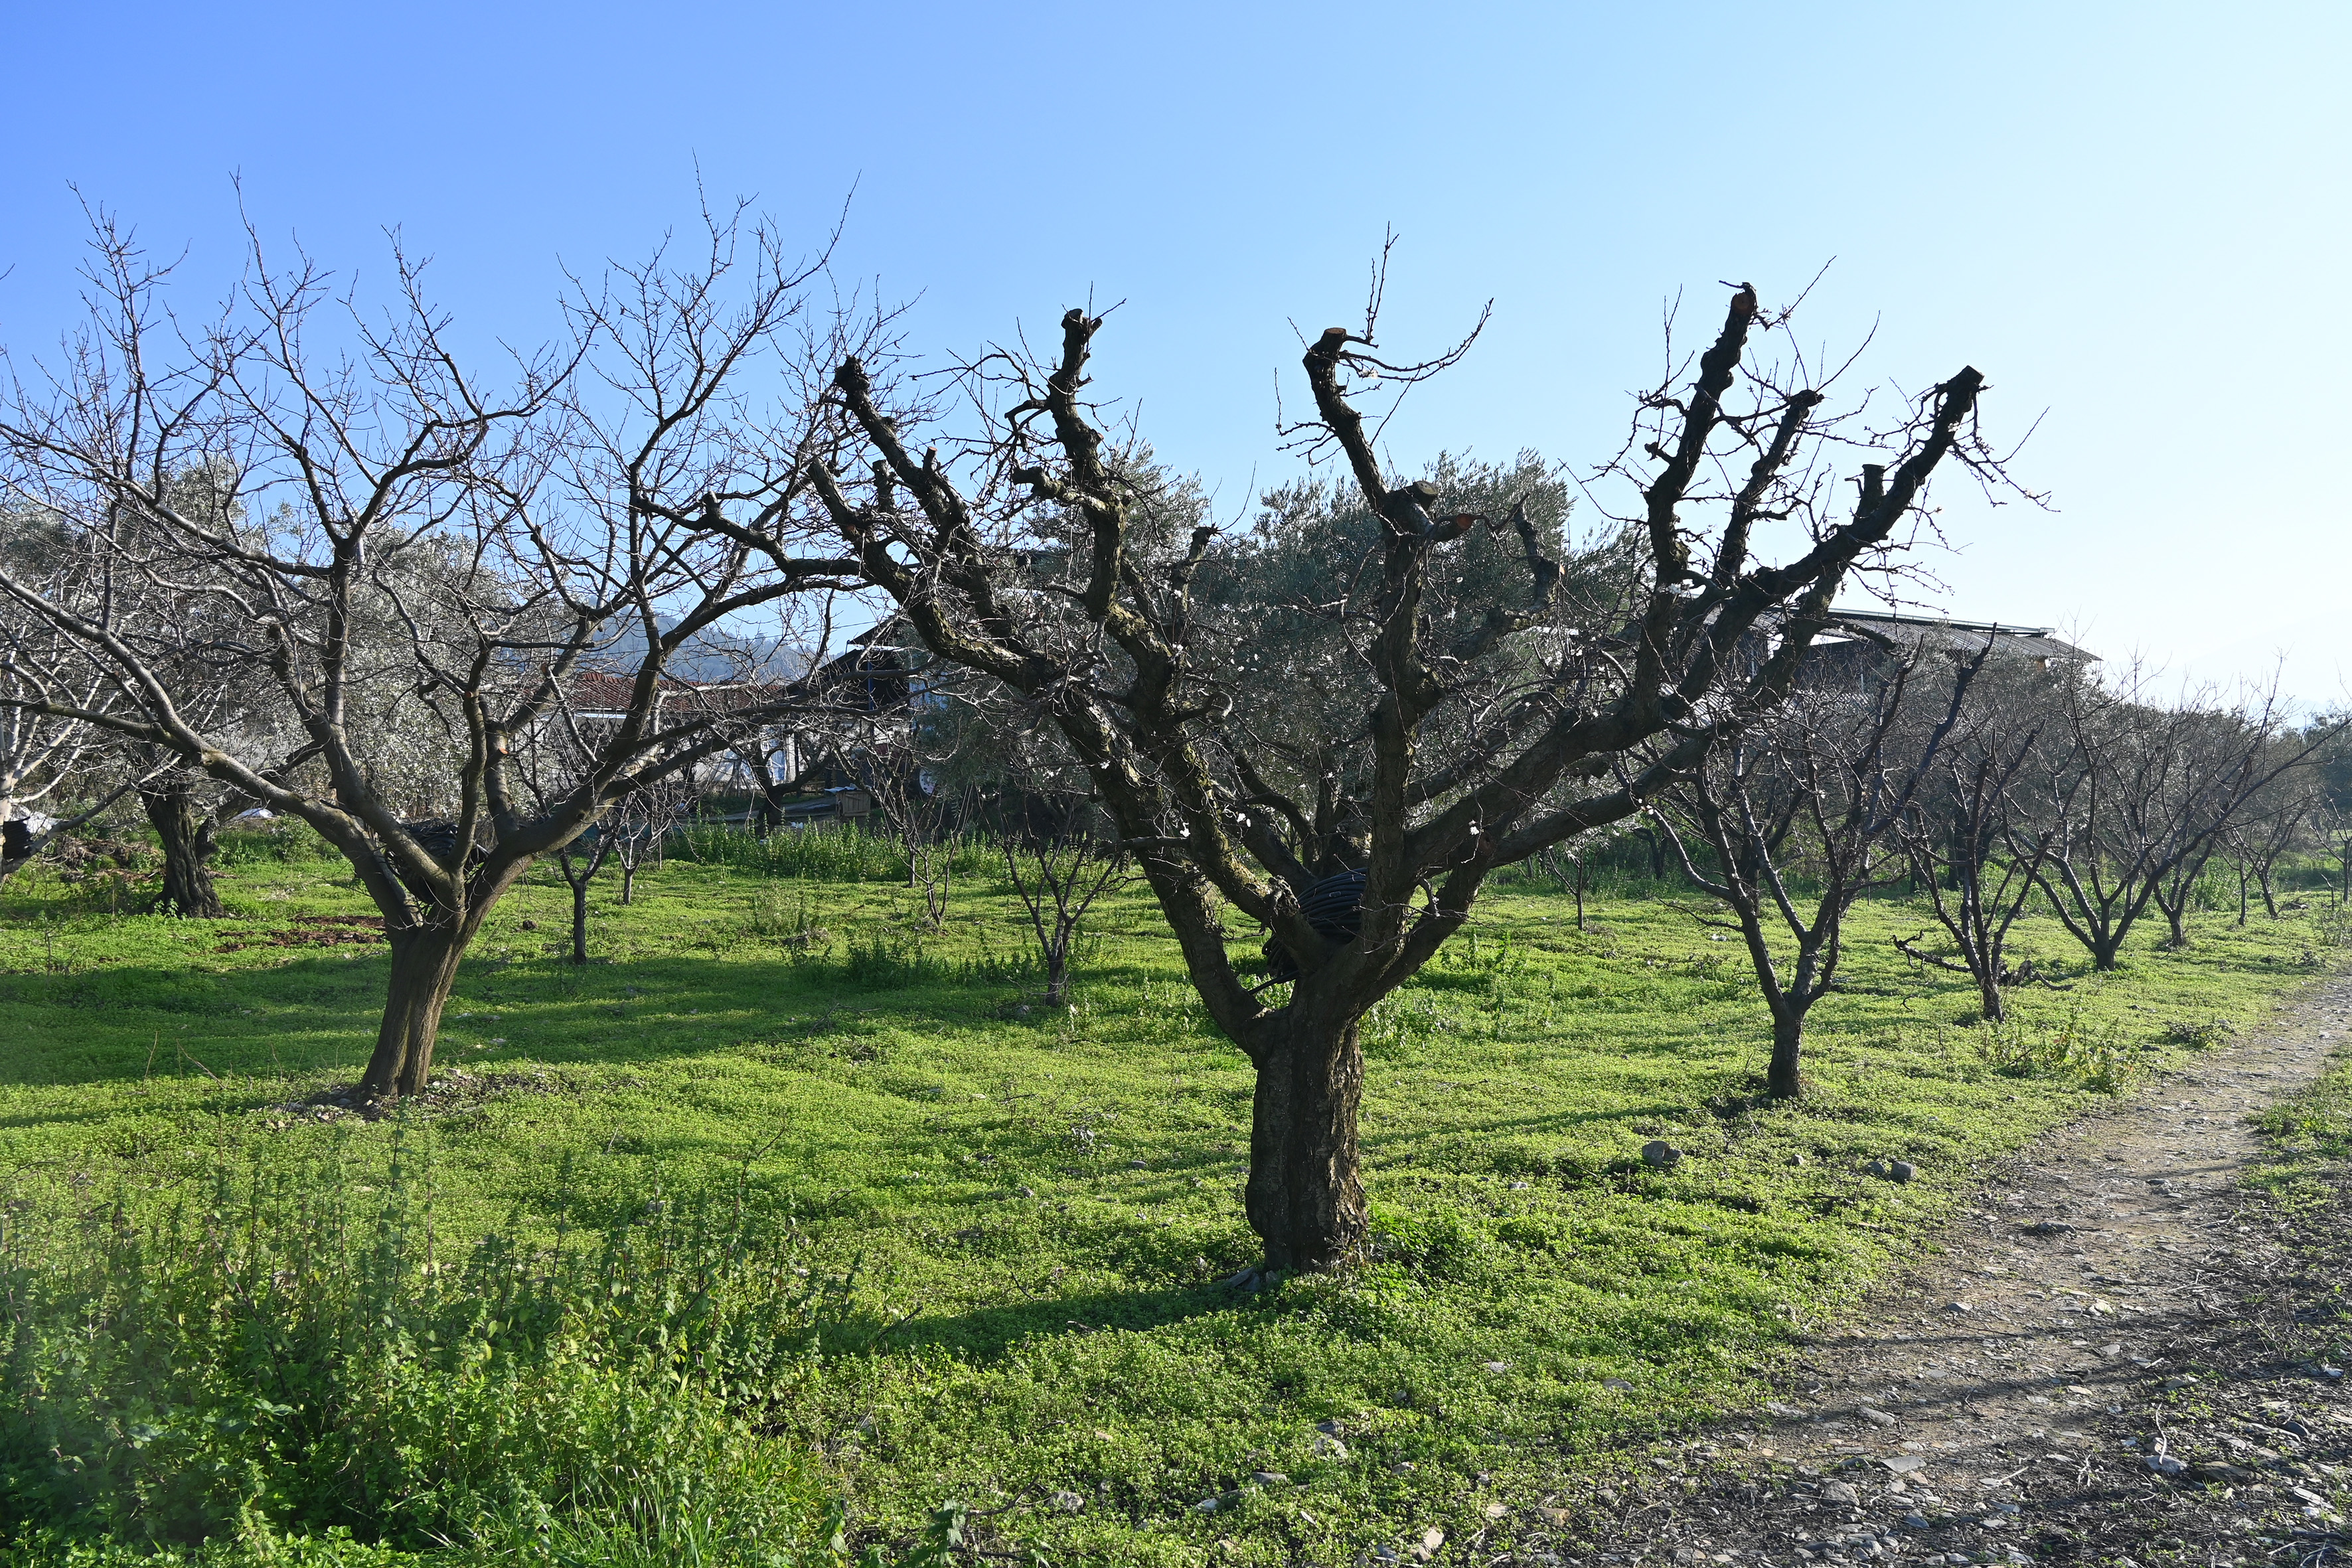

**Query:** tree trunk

left=1766, top=1010, right=1807, bottom=1099
left=570, top=877, right=589, bottom=964
left=2093, top=934, right=2122, bottom=971
left=1244, top=1010, right=1368, bottom=1273
left=141, top=779, right=223, bottom=918
left=1977, top=968, right=2006, bottom=1024
left=360, top=921, right=474, bottom=1098
left=620, top=860, right=636, bottom=905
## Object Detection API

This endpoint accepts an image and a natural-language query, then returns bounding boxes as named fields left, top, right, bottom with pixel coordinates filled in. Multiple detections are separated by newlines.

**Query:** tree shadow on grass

left=0, top=944, right=1028, bottom=1092
left=850, top=1281, right=1254, bottom=1365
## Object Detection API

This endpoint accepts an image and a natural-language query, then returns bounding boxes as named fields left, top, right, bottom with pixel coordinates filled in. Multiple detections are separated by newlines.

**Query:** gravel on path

left=1482, top=971, right=2352, bottom=1568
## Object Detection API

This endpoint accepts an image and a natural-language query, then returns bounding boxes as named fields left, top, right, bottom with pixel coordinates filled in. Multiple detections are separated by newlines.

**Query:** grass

left=0, top=841, right=2342, bottom=1565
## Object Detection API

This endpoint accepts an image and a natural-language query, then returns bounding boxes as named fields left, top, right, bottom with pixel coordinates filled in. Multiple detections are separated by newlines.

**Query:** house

left=1798, top=608, right=2097, bottom=691
left=564, top=639, right=914, bottom=823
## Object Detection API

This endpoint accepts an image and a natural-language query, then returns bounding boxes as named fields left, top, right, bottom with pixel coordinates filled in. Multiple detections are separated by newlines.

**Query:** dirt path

left=1525, top=971, right=2352, bottom=1568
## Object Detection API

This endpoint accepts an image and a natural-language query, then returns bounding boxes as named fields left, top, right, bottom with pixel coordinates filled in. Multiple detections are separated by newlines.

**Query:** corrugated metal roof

left=1820, top=607, right=2098, bottom=664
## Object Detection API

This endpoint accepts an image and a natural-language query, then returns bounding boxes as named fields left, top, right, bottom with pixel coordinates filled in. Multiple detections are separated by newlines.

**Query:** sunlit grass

left=1, top=846, right=2338, bottom=1565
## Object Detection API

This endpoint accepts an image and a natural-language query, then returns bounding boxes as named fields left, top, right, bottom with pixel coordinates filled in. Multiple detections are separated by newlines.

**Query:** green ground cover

left=0, top=841, right=2339, bottom=1565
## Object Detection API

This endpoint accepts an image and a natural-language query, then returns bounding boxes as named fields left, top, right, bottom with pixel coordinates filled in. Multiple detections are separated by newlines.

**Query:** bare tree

left=1000, top=802, right=1129, bottom=1007
left=0, top=518, right=163, bottom=890
left=2026, top=670, right=2333, bottom=967
left=856, top=742, right=959, bottom=929
left=0, top=206, right=871, bottom=1097
left=810, top=276, right=2003, bottom=1272
left=1888, top=654, right=2059, bottom=1021
left=607, top=771, right=684, bottom=905
left=2221, top=760, right=2319, bottom=922
left=1529, top=829, right=1622, bottom=932
left=1652, top=655, right=1974, bottom=1096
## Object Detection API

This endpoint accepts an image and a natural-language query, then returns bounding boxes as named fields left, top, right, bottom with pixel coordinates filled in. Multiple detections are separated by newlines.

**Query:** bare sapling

left=1653, top=651, right=1977, bottom=1096
left=1001, top=807, right=1130, bottom=1006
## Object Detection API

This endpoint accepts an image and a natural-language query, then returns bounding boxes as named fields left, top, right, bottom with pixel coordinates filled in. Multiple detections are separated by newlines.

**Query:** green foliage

left=2249, top=1043, right=2352, bottom=1217
left=672, top=823, right=903, bottom=882
left=2159, top=1014, right=2240, bottom=1048
left=1972, top=995, right=2144, bottom=1091
left=672, top=826, right=998, bottom=887
left=0, top=852, right=2333, bottom=1564
left=0, top=1139, right=845, bottom=1559
left=207, top=821, right=341, bottom=869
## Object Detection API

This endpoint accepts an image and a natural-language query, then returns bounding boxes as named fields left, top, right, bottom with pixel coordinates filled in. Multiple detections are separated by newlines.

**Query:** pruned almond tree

left=0, top=206, right=872, bottom=1096
left=807, top=277, right=2004, bottom=1273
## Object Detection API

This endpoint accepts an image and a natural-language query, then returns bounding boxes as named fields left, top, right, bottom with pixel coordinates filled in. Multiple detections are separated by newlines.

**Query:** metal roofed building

left=1797, top=608, right=2098, bottom=690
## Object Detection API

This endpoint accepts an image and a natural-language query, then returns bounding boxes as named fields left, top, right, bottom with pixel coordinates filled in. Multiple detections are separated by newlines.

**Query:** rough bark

left=812, top=284, right=1992, bottom=1271
left=1766, top=1012, right=1806, bottom=1101
left=141, top=777, right=223, bottom=918
left=360, top=917, right=479, bottom=1097
left=1245, top=1009, right=1369, bottom=1273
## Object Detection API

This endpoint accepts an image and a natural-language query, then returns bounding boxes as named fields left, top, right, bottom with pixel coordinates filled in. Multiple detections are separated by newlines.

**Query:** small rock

left=2098, top=1342, right=2122, bottom=1358
left=2161, top=1375, right=2198, bottom=1391
left=1858, top=1405, right=1899, bottom=1428
left=1483, top=1502, right=1510, bottom=1520
left=1251, top=1470, right=1290, bottom=1486
left=2189, top=1462, right=2257, bottom=1484
left=1642, top=1140, right=1682, bottom=1170
left=1483, top=1360, right=1511, bottom=1373
left=2144, top=1454, right=2187, bottom=1477
left=1881, top=1454, right=1926, bottom=1474
left=1674, top=1551, right=1702, bottom=1565
left=519, top=919, right=537, bottom=931
left=1945, top=1300, right=1974, bottom=1314
left=1193, top=1496, right=1221, bottom=1512
left=1603, top=1377, right=1634, bottom=1391
left=2321, top=1364, right=2345, bottom=1379
left=1311, top=1433, right=1349, bottom=1460
left=1889, top=1160, right=1917, bottom=1184
left=1866, top=1159, right=1893, bottom=1179
left=1048, top=1490, right=1085, bottom=1513
left=1508, top=1180, right=1530, bottom=1190
left=1822, top=1480, right=1859, bottom=1505
left=1902, top=1513, right=1931, bottom=1529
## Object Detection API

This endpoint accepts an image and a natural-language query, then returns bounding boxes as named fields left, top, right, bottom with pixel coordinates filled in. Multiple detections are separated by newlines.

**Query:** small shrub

left=2160, top=1016, right=2238, bottom=1048
left=0, top=1140, right=856, bottom=1558
left=210, top=819, right=339, bottom=867
left=1976, top=1001, right=2140, bottom=1093
left=840, top=929, right=950, bottom=987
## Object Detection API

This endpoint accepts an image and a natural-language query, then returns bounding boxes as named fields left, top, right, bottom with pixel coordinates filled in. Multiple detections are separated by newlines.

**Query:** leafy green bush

left=0, top=1138, right=855, bottom=1561
left=209, top=820, right=341, bottom=868
left=670, top=824, right=1000, bottom=886
left=2160, top=1015, right=2239, bottom=1048
left=1974, top=999, right=2142, bottom=1092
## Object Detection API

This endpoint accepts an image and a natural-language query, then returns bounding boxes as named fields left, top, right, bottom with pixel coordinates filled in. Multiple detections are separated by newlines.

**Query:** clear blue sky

left=5, top=1, right=2343, bottom=702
